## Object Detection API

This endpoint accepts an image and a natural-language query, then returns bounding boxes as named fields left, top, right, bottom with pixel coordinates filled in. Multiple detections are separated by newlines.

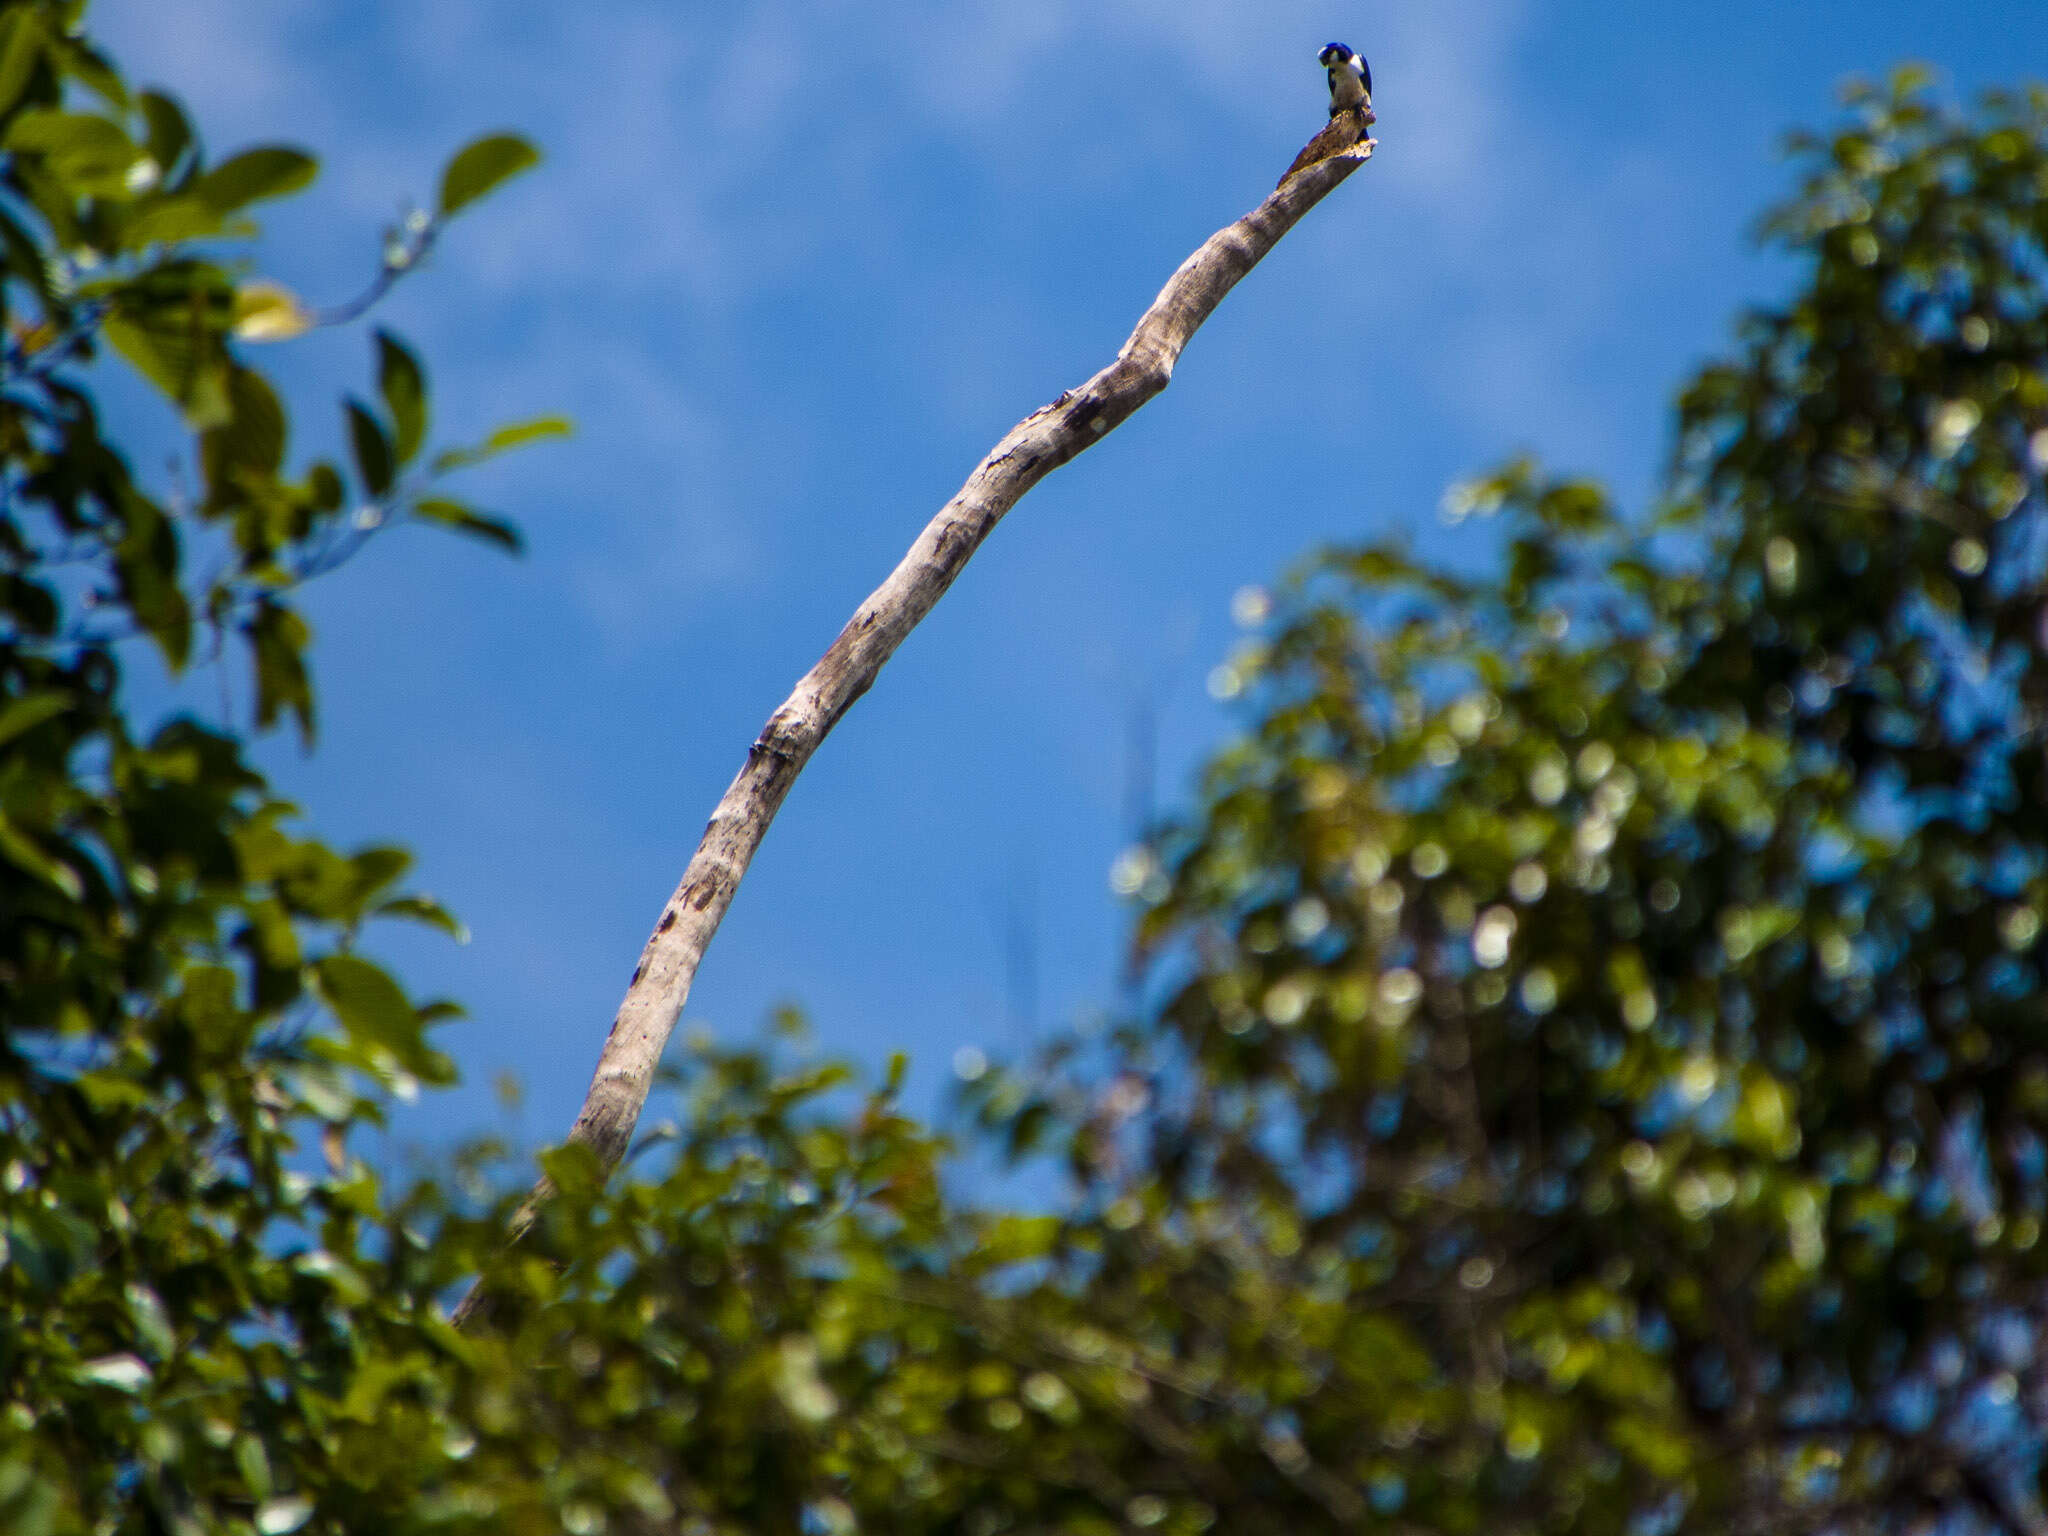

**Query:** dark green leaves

left=0, top=691, right=68, bottom=750
left=1039, top=72, right=2048, bottom=1536
left=245, top=596, right=312, bottom=740
left=346, top=331, right=548, bottom=555
left=345, top=398, right=394, bottom=498
left=437, top=131, right=539, bottom=216
left=0, top=811, right=81, bottom=898
left=0, top=17, right=554, bottom=1535
left=136, top=89, right=192, bottom=179
left=413, top=496, right=522, bottom=554
left=375, top=329, right=426, bottom=465
left=201, top=364, right=288, bottom=495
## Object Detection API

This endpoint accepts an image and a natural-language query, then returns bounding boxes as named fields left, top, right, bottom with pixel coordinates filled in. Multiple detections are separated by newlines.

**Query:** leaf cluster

left=959, top=68, right=2048, bottom=1536
left=0, top=2, right=553, bottom=1529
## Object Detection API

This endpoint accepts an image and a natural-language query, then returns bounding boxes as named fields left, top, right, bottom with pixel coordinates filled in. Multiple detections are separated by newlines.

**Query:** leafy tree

left=978, top=67, right=2048, bottom=1536
left=11, top=4, right=2048, bottom=1533
left=0, top=0, right=553, bottom=1527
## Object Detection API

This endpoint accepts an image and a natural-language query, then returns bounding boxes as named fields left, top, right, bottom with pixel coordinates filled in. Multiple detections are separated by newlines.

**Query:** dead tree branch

left=453, top=129, right=1376, bottom=1329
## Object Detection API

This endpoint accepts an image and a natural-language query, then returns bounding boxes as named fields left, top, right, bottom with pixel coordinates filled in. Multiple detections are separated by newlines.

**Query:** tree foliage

left=0, top=1, right=551, bottom=1528
left=1003, top=68, right=2048, bottom=1535
left=9, top=6, right=2048, bottom=1533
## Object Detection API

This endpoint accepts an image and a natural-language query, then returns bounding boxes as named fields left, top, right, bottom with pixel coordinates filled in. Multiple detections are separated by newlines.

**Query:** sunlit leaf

left=232, top=279, right=312, bottom=342
left=429, top=415, right=571, bottom=474
left=75, top=1355, right=150, bottom=1394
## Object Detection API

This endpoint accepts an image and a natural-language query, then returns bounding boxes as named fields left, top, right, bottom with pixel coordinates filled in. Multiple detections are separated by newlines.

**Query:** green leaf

left=314, top=953, right=419, bottom=1055
left=5, top=109, right=139, bottom=196
left=428, top=415, right=572, bottom=474
left=105, top=258, right=237, bottom=426
left=0, top=814, right=81, bottom=899
left=307, top=462, right=344, bottom=512
left=76, top=1069, right=149, bottom=1114
left=0, top=1452, right=58, bottom=1536
left=348, top=844, right=413, bottom=899
left=245, top=598, right=313, bottom=742
left=113, top=496, right=193, bottom=670
left=178, top=965, right=245, bottom=1050
left=374, top=894, right=469, bottom=941
left=375, top=330, right=426, bottom=465
left=0, top=12, right=47, bottom=123
left=136, top=89, right=192, bottom=180
left=195, top=145, right=314, bottom=213
left=1889, top=61, right=1934, bottom=98
left=104, top=314, right=178, bottom=396
left=346, top=399, right=394, bottom=499
left=980, top=1214, right=1060, bottom=1266
left=234, top=1436, right=274, bottom=1500
left=412, top=496, right=522, bottom=554
left=237, top=894, right=301, bottom=973
left=0, top=691, right=68, bottom=750
left=201, top=364, right=287, bottom=499
left=63, top=37, right=130, bottom=112
left=124, top=1284, right=174, bottom=1362
left=121, top=194, right=226, bottom=249
left=437, top=131, right=539, bottom=216
left=0, top=210, right=47, bottom=295
left=538, top=1141, right=605, bottom=1199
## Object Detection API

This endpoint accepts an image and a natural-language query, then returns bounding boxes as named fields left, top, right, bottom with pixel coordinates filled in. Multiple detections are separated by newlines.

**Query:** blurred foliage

left=11, top=7, right=2048, bottom=1533
left=970, top=65, right=2048, bottom=1536
left=0, top=0, right=558, bottom=1527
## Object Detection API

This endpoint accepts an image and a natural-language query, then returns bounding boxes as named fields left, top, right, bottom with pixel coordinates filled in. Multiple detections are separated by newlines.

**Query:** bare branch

left=453, top=132, right=1376, bottom=1328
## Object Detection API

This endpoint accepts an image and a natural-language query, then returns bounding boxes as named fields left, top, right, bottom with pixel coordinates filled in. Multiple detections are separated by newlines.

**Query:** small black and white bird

left=1319, top=41, right=1372, bottom=117
left=1280, top=41, right=1376, bottom=185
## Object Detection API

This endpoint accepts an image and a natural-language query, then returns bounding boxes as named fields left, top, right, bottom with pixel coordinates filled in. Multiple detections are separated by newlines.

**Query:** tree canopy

left=7, top=3, right=2048, bottom=1532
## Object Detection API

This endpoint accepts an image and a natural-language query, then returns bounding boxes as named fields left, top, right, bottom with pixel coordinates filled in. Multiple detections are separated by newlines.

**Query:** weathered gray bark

left=453, top=129, right=1375, bottom=1329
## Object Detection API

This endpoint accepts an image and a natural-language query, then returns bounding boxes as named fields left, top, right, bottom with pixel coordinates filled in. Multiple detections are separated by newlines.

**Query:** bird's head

left=1318, top=42, right=1354, bottom=67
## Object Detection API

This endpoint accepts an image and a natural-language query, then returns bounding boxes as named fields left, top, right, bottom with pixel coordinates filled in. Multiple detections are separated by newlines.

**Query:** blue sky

left=94, top=2, right=2047, bottom=1154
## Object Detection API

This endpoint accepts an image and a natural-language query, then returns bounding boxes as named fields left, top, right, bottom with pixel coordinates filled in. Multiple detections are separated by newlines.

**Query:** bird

left=1318, top=41, right=1372, bottom=117
left=1279, top=42, right=1375, bottom=185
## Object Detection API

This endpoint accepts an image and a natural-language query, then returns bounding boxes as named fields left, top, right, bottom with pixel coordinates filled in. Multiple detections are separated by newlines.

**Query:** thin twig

left=308, top=213, right=440, bottom=328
